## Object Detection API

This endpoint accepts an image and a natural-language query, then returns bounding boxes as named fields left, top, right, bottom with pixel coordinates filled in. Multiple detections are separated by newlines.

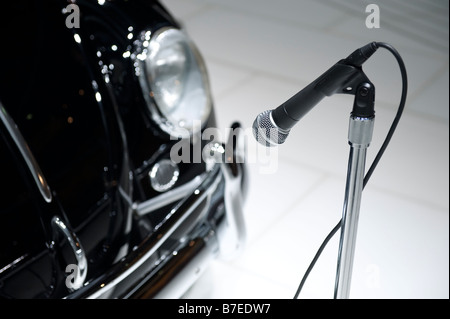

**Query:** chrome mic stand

left=334, top=82, right=375, bottom=299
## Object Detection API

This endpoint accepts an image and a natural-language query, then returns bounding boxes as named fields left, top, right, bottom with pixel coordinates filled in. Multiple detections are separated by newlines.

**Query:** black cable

left=293, top=219, right=341, bottom=299
left=293, top=42, right=408, bottom=299
left=363, top=42, right=408, bottom=187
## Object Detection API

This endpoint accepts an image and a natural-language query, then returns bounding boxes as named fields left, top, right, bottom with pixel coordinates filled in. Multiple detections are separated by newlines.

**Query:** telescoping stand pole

left=334, top=82, right=375, bottom=299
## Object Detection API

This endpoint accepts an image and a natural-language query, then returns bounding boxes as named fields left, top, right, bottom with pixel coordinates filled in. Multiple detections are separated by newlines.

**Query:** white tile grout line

left=243, top=172, right=332, bottom=247
left=316, top=0, right=449, bottom=54
left=404, top=60, right=450, bottom=105
left=211, top=69, right=260, bottom=103
left=179, top=0, right=448, bottom=61
left=214, top=259, right=298, bottom=299
left=278, top=150, right=450, bottom=212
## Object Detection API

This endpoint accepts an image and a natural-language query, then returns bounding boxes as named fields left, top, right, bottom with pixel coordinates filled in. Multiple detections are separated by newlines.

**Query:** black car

left=0, top=0, right=247, bottom=299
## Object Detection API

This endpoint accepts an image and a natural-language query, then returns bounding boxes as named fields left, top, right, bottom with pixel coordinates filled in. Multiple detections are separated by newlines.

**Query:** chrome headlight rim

left=134, top=26, right=213, bottom=139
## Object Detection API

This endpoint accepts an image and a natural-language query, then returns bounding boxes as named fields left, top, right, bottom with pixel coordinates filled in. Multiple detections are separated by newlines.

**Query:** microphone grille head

left=252, top=110, right=290, bottom=147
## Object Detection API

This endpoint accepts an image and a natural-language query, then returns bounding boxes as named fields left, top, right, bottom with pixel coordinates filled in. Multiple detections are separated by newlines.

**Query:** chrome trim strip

left=129, top=234, right=217, bottom=299
left=70, top=165, right=223, bottom=299
left=135, top=174, right=204, bottom=216
left=0, top=255, right=28, bottom=275
left=0, top=101, right=53, bottom=203
left=52, top=216, right=88, bottom=291
left=65, top=123, right=247, bottom=299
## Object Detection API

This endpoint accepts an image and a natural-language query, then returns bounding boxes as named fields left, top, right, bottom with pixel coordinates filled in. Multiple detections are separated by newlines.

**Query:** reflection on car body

left=0, top=0, right=247, bottom=299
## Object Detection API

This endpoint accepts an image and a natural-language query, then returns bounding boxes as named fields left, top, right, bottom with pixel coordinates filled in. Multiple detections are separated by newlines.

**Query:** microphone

left=253, top=42, right=378, bottom=147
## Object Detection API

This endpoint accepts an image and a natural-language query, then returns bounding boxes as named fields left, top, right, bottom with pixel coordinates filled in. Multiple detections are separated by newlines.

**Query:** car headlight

left=135, top=27, right=212, bottom=138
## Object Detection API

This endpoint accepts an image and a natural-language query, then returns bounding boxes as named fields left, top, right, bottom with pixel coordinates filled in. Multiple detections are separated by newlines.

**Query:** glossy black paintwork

left=0, top=0, right=214, bottom=298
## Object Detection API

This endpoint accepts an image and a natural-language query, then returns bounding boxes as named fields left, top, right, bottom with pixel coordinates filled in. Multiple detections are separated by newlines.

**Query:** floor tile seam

left=174, top=1, right=217, bottom=25
left=374, top=99, right=449, bottom=126
left=196, top=1, right=352, bottom=35
left=214, top=259, right=304, bottom=298
left=204, top=55, right=312, bottom=93
left=404, top=61, right=450, bottom=104
left=278, top=154, right=449, bottom=212
left=179, top=1, right=448, bottom=60
left=211, top=71, right=260, bottom=102
left=361, top=181, right=450, bottom=213
left=314, top=0, right=449, bottom=55
left=243, top=173, right=332, bottom=247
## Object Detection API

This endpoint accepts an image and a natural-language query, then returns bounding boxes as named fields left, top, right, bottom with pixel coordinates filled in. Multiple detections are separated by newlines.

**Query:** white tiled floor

left=161, top=0, right=449, bottom=299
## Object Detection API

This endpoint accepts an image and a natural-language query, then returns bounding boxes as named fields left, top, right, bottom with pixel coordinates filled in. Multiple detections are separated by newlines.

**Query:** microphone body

left=253, top=42, right=378, bottom=146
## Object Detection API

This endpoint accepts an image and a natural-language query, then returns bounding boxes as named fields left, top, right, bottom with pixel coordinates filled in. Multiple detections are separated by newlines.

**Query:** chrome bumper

left=67, top=123, right=247, bottom=299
